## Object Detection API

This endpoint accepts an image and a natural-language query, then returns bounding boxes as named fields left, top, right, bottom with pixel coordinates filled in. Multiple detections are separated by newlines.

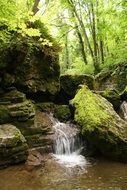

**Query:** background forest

left=0, top=0, right=127, bottom=75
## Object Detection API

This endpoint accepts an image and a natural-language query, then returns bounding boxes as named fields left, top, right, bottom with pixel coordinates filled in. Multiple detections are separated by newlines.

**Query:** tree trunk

left=91, top=2, right=100, bottom=73
left=76, top=26, right=88, bottom=65
left=32, top=0, right=40, bottom=14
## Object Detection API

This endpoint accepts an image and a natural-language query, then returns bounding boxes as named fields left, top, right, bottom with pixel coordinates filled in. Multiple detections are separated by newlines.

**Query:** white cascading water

left=50, top=114, right=88, bottom=168
left=120, top=101, right=127, bottom=121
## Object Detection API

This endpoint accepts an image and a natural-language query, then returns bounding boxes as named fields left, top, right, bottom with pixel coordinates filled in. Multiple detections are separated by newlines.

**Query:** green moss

left=54, top=105, right=72, bottom=121
left=71, top=85, right=112, bottom=131
left=70, top=85, right=127, bottom=161
left=0, top=105, right=10, bottom=124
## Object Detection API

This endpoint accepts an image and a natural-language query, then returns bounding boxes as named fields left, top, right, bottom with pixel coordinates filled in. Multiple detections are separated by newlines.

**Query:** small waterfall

left=119, top=101, right=127, bottom=121
left=50, top=114, right=87, bottom=168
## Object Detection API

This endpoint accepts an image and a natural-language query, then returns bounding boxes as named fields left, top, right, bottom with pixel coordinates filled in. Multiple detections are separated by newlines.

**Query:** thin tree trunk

left=32, top=0, right=40, bottom=14
left=67, top=0, right=94, bottom=63
left=100, top=40, right=104, bottom=64
left=76, top=26, right=88, bottom=65
left=65, top=33, right=70, bottom=70
left=91, top=2, right=100, bottom=73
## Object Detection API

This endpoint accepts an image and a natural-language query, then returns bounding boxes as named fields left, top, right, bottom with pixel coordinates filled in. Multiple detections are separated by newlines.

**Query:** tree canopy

left=0, top=0, right=127, bottom=74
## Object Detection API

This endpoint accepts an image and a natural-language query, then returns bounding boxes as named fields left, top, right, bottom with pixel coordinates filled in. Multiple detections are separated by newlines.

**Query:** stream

left=0, top=158, right=127, bottom=190
left=0, top=115, right=127, bottom=190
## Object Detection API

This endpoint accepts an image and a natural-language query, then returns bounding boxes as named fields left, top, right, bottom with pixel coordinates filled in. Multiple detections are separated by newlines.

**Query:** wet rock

left=119, top=101, right=127, bottom=121
left=26, top=150, right=45, bottom=167
left=0, top=124, right=28, bottom=168
left=71, top=85, right=127, bottom=162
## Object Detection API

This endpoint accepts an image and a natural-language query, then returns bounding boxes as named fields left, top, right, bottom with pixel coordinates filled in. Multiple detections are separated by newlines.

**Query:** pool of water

left=0, top=155, right=127, bottom=190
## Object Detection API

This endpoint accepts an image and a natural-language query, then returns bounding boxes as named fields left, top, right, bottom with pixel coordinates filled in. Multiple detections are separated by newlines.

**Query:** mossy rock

left=60, top=74, right=94, bottom=101
left=0, top=124, right=28, bottom=168
left=54, top=105, right=72, bottom=121
left=0, top=105, right=10, bottom=124
left=35, top=102, right=55, bottom=112
left=71, top=85, right=127, bottom=162
left=95, top=62, right=127, bottom=93
left=0, top=88, right=26, bottom=104
left=99, top=89, right=120, bottom=110
left=0, top=23, right=60, bottom=98
left=120, top=86, right=127, bottom=100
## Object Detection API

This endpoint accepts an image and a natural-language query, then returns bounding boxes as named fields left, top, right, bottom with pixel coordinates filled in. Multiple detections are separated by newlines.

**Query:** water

left=0, top=114, right=127, bottom=189
left=51, top=115, right=87, bottom=168
left=0, top=158, right=127, bottom=190
left=119, top=101, right=127, bottom=121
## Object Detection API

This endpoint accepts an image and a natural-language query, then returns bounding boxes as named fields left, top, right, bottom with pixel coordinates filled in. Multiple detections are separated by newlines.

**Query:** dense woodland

left=1, top=0, right=127, bottom=75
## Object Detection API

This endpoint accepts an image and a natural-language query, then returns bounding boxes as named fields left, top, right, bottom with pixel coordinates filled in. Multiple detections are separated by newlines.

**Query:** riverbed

left=0, top=155, right=127, bottom=190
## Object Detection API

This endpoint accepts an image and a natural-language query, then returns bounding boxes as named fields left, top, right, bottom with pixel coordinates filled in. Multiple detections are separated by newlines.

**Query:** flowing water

left=51, top=115, right=87, bottom=168
left=0, top=115, right=127, bottom=190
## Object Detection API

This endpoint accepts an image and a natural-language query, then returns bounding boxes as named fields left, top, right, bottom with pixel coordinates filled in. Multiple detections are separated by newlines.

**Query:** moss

left=71, top=86, right=112, bottom=130
left=70, top=85, right=127, bottom=161
left=54, top=105, right=72, bottom=121
left=0, top=105, right=10, bottom=124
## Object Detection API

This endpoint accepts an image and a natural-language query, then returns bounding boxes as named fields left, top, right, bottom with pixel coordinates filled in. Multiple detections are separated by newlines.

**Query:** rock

left=0, top=28, right=60, bottom=99
left=95, top=62, right=127, bottom=93
left=26, top=150, right=44, bottom=168
left=0, top=105, right=10, bottom=124
left=36, top=102, right=55, bottom=112
left=57, top=74, right=94, bottom=103
left=119, top=101, right=127, bottom=121
left=15, top=112, right=54, bottom=151
left=96, top=89, right=120, bottom=110
left=71, top=85, right=127, bottom=162
left=54, top=105, right=72, bottom=121
left=0, top=88, right=35, bottom=123
left=120, top=86, right=127, bottom=100
left=0, top=87, right=26, bottom=104
left=8, top=100, right=35, bottom=121
left=0, top=124, right=28, bottom=168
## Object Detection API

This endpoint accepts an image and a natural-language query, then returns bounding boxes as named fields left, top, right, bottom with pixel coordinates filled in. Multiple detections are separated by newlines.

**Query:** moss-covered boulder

left=0, top=22, right=60, bottom=100
left=0, top=105, right=10, bottom=124
left=57, top=74, right=94, bottom=103
left=95, top=63, right=127, bottom=93
left=71, top=85, right=127, bottom=162
left=0, top=124, right=28, bottom=168
left=98, top=89, right=120, bottom=110
left=0, top=88, right=35, bottom=123
left=54, top=105, right=72, bottom=121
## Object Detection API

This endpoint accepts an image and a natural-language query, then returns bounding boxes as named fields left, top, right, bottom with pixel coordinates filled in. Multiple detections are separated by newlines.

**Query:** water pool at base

left=0, top=156, right=127, bottom=190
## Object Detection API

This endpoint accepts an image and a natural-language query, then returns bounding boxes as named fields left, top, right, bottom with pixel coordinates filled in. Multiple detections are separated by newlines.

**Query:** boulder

left=71, top=85, right=127, bottom=162
left=0, top=88, right=35, bottom=124
left=15, top=112, right=54, bottom=152
left=57, top=74, right=94, bottom=103
left=0, top=124, right=28, bottom=168
left=54, top=105, right=72, bottom=121
left=96, top=89, right=120, bottom=110
left=95, top=63, right=127, bottom=93
left=0, top=23, right=60, bottom=100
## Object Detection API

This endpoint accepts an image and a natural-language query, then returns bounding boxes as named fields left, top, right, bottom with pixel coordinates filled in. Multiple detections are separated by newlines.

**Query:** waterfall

left=119, top=101, right=127, bottom=121
left=50, top=114, right=87, bottom=168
